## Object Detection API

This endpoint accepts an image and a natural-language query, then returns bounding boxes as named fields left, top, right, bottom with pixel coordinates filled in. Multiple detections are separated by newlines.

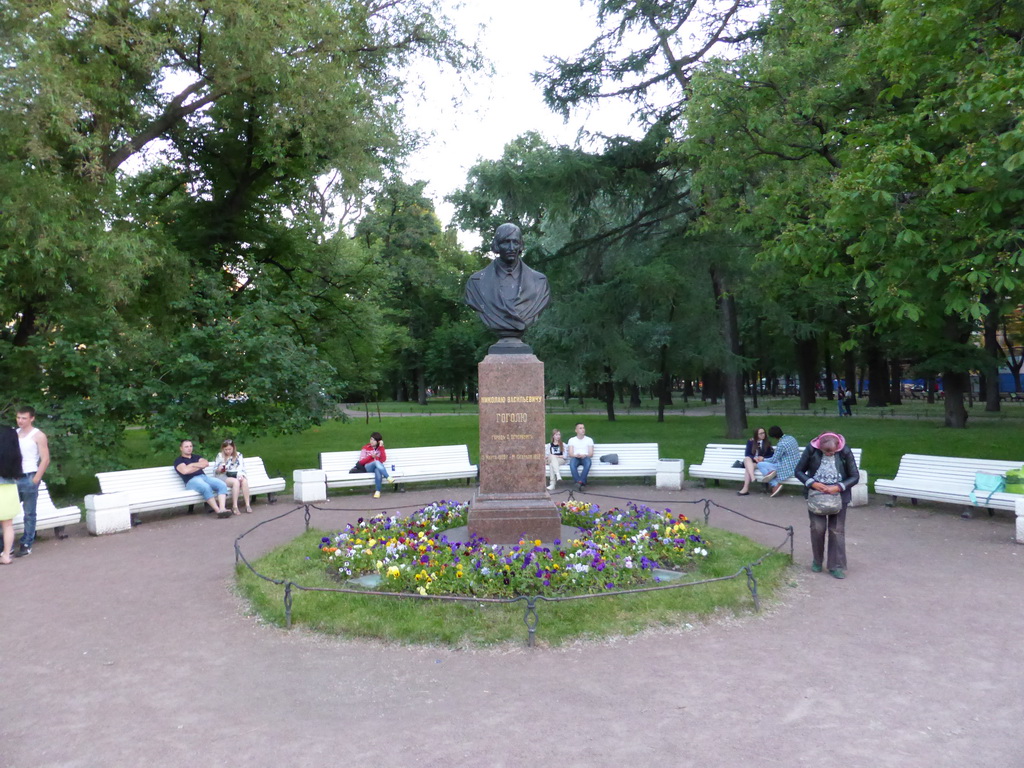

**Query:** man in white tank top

left=15, top=406, right=50, bottom=557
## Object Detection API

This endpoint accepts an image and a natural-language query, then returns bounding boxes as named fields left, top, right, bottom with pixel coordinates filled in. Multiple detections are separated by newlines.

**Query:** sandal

left=736, top=490, right=749, bottom=496
left=232, top=507, right=241, bottom=516
left=244, top=505, right=253, bottom=514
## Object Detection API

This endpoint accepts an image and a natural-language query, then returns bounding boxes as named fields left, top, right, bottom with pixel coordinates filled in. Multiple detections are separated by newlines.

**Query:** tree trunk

left=926, top=376, right=936, bottom=404
left=710, top=266, right=747, bottom=438
left=983, top=292, right=1002, bottom=412
left=629, top=383, right=641, bottom=408
left=604, top=366, right=616, bottom=421
left=416, top=367, right=427, bottom=406
left=889, top=358, right=903, bottom=405
left=865, top=340, right=888, bottom=407
left=796, top=336, right=817, bottom=410
left=943, top=370, right=969, bottom=427
left=656, top=359, right=672, bottom=423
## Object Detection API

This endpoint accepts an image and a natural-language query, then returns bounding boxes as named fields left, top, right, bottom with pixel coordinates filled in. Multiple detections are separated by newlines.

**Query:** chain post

left=524, top=596, right=539, bottom=647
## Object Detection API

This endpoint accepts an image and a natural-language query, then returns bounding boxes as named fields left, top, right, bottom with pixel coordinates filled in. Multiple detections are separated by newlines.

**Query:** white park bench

left=319, top=445, right=478, bottom=493
left=689, top=443, right=868, bottom=506
left=554, top=442, right=662, bottom=483
left=874, top=454, right=1024, bottom=540
left=12, top=481, right=81, bottom=539
left=84, top=457, right=285, bottom=535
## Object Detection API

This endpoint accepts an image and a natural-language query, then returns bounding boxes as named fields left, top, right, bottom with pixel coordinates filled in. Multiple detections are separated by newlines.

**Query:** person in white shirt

left=566, top=422, right=595, bottom=490
left=14, top=406, right=50, bottom=557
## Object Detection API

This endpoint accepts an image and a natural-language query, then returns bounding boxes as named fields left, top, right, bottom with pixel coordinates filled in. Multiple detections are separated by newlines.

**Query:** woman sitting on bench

left=214, top=438, right=251, bottom=515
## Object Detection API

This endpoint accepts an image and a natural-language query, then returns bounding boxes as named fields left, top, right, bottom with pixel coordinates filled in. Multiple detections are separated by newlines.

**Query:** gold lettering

left=495, top=412, right=529, bottom=424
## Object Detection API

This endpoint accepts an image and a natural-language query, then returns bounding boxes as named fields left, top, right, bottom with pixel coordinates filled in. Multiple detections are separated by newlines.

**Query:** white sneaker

left=547, top=484, right=556, bottom=491
left=373, top=491, right=381, bottom=499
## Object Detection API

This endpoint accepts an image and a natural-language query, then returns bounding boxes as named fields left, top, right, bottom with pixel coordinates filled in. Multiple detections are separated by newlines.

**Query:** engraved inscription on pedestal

left=468, top=351, right=560, bottom=544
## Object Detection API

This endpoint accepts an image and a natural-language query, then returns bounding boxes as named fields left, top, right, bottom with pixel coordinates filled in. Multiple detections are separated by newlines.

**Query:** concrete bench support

left=656, top=459, right=685, bottom=490
left=293, top=469, right=328, bottom=503
left=85, top=491, right=132, bottom=535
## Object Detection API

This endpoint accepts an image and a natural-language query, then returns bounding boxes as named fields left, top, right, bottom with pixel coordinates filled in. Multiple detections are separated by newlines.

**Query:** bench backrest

left=97, top=465, right=190, bottom=496
left=588, top=443, right=660, bottom=467
left=97, top=456, right=279, bottom=496
left=321, top=445, right=474, bottom=474
left=698, top=443, right=862, bottom=467
left=890, top=454, right=1024, bottom=487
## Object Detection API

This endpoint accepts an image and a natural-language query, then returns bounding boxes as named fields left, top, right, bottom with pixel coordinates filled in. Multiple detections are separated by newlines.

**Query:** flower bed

left=319, top=499, right=711, bottom=598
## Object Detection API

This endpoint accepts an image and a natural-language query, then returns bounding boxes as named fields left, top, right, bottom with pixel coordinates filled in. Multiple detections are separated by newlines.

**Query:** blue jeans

left=17, top=474, right=38, bottom=549
left=365, top=460, right=390, bottom=492
left=570, top=456, right=592, bottom=485
left=757, top=460, right=780, bottom=487
left=185, top=474, right=228, bottom=500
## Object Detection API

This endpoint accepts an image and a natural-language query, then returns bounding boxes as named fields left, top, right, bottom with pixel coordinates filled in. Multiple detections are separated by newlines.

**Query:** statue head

left=491, top=223, right=524, bottom=267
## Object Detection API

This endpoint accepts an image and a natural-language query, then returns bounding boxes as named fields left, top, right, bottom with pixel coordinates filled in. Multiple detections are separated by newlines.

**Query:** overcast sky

left=400, top=0, right=641, bottom=244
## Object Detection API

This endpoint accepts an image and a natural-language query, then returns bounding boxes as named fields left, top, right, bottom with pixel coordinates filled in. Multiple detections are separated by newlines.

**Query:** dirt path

left=5, top=483, right=1021, bottom=767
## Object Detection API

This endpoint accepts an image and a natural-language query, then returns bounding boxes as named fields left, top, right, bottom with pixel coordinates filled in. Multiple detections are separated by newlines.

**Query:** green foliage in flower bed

left=236, top=501, right=791, bottom=646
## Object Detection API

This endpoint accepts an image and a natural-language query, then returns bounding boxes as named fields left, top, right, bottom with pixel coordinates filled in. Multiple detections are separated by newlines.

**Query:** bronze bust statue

left=464, top=223, right=550, bottom=350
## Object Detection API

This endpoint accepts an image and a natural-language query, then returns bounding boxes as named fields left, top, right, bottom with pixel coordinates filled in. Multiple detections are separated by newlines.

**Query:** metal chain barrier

left=235, top=494, right=795, bottom=647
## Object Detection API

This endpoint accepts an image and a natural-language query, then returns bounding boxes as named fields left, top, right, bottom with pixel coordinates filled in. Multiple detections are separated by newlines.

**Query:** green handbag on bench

left=1005, top=467, right=1024, bottom=495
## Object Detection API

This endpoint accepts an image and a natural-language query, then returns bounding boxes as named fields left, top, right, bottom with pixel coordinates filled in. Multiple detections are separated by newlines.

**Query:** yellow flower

left=368, top=539, right=376, bottom=547
left=534, top=539, right=542, bottom=546
left=375, top=560, right=384, bottom=569
left=417, top=586, right=428, bottom=596
left=387, top=566, right=401, bottom=579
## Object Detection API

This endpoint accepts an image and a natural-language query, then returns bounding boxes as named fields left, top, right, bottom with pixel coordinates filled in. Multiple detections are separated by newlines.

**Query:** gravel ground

left=4, top=482, right=1021, bottom=768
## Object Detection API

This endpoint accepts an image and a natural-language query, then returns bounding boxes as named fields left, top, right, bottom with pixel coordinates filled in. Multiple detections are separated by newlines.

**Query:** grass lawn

left=62, top=408, right=1024, bottom=501
left=236, top=526, right=792, bottom=647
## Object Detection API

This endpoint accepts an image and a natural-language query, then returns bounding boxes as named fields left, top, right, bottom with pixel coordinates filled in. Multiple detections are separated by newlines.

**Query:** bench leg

left=54, top=525, right=68, bottom=540
left=267, top=493, right=278, bottom=504
left=910, top=498, right=917, bottom=506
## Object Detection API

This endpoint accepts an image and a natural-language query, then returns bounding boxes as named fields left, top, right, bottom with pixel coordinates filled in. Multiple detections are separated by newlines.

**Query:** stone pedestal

left=85, top=492, right=132, bottom=535
left=293, top=469, right=327, bottom=503
left=468, top=350, right=560, bottom=544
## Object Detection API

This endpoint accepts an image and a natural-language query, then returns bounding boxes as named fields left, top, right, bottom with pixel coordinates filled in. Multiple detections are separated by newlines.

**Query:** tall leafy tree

left=356, top=181, right=477, bottom=404
left=0, top=0, right=478, bottom=466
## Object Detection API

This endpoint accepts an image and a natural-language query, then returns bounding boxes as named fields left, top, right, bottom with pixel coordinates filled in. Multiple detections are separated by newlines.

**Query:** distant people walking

left=0, top=428, right=23, bottom=565
left=836, top=388, right=847, bottom=417
left=567, top=423, right=595, bottom=490
left=843, top=389, right=854, bottom=416
left=174, top=439, right=230, bottom=517
left=14, top=406, right=50, bottom=557
left=755, top=426, right=800, bottom=498
left=214, top=439, right=251, bottom=515
left=737, top=427, right=774, bottom=496
left=546, top=428, right=567, bottom=491
left=795, top=431, right=860, bottom=579
left=358, top=432, right=393, bottom=499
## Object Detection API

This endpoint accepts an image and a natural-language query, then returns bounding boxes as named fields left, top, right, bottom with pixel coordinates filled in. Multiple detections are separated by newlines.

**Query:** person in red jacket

left=359, top=432, right=394, bottom=498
